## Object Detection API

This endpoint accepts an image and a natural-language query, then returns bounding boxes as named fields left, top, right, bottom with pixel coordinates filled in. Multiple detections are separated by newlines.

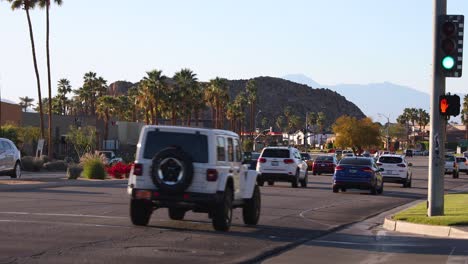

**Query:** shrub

left=21, top=156, right=44, bottom=172
left=67, top=164, right=83, bottom=180
left=43, top=161, right=68, bottom=171
left=38, top=155, right=51, bottom=164
left=80, top=153, right=107, bottom=180
left=107, top=162, right=132, bottom=179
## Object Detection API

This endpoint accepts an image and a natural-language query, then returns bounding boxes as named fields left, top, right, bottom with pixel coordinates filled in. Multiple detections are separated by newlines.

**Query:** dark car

left=312, top=155, right=337, bottom=175
left=332, top=157, right=384, bottom=195
left=246, top=152, right=261, bottom=170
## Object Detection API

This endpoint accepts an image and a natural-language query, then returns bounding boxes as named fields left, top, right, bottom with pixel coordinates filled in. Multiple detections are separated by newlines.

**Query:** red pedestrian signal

left=439, top=94, right=461, bottom=116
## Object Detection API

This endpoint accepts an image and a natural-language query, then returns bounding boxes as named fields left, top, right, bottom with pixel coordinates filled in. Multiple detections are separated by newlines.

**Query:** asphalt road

left=0, top=156, right=467, bottom=264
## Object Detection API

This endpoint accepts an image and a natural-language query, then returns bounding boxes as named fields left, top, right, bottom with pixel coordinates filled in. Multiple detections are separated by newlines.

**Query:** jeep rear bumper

left=132, top=189, right=223, bottom=210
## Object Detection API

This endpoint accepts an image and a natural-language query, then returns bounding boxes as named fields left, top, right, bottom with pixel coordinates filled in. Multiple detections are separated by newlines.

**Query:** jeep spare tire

left=151, top=147, right=194, bottom=194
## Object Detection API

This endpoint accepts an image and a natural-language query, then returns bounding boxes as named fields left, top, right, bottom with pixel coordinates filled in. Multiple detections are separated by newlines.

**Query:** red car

left=312, top=155, right=338, bottom=175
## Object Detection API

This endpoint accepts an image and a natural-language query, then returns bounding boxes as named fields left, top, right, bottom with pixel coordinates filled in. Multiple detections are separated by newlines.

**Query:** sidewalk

left=0, top=171, right=127, bottom=191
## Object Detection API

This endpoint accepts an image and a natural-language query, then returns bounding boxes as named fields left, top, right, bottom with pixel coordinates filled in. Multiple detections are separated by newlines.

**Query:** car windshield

left=378, top=156, right=403, bottom=164
left=445, top=155, right=455, bottom=162
left=340, top=158, right=372, bottom=166
left=300, top=153, right=311, bottom=159
left=143, top=131, right=208, bottom=163
left=316, top=156, right=333, bottom=162
left=262, top=149, right=290, bottom=158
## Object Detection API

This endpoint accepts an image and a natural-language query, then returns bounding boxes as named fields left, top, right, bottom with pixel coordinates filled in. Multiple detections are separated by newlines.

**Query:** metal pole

left=428, top=0, right=446, bottom=216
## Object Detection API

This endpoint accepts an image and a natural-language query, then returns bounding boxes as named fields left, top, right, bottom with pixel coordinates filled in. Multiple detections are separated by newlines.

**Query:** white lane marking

left=313, top=239, right=433, bottom=248
left=0, top=211, right=127, bottom=219
left=0, top=219, right=132, bottom=228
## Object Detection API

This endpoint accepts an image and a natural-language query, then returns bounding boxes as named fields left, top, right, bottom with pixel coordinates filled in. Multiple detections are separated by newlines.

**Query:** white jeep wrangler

left=127, top=125, right=261, bottom=231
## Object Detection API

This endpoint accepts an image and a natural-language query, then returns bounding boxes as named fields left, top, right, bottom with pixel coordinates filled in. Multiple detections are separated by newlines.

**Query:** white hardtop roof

left=379, top=154, right=404, bottom=158
left=143, top=125, right=238, bottom=137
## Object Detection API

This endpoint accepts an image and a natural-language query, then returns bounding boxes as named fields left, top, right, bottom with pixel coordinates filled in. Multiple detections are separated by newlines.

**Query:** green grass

left=393, top=194, right=468, bottom=226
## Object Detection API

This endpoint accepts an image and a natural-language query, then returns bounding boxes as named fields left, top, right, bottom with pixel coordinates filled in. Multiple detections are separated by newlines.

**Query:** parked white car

left=376, top=154, right=412, bottom=188
left=444, top=154, right=459, bottom=179
left=127, top=125, right=260, bottom=231
left=456, top=156, right=467, bottom=174
left=0, top=138, right=21, bottom=179
left=256, top=146, right=308, bottom=188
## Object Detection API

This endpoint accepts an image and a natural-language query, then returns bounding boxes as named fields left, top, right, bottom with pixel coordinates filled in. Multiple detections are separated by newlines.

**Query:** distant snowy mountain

left=282, top=74, right=433, bottom=123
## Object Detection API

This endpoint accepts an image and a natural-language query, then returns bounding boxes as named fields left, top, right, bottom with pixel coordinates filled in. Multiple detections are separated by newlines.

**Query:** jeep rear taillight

left=206, top=169, right=218, bottom=181
left=133, top=163, right=143, bottom=176
left=284, top=159, right=294, bottom=164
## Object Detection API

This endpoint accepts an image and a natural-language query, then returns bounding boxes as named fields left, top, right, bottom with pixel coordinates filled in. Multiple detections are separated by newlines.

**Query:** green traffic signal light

left=442, top=56, right=455, bottom=70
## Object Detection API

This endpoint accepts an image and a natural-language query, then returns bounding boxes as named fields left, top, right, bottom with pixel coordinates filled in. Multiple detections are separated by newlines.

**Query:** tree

left=38, top=0, right=63, bottom=158
left=66, top=125, right=97, bottom=158
left=246, top=79, right=257, bottom=133
left=6, top=0, right=45, bottom=139
left=143, top=69, right=166, bottom=125
left=275, top=116, right=285, bottom=132
left=57, top=78, right=71, bottom=115
left=96, top=95, right=117, bottom=141
left=462, top=94, right=468, bottom=140
left=332, top=116, right=381, bottom=154
left=417, top=108, right=430, bottom=135
left=18, top=96, right=34, bottom=112
left=173, top=69, right=198, bottom=125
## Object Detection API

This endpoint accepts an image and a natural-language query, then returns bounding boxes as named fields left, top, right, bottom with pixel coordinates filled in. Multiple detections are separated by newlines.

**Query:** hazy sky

left=1, top=0, right=467, bottom=103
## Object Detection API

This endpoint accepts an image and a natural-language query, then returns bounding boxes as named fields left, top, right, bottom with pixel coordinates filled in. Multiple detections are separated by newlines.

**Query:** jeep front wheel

left=212, top=187, right=233, bottom=231
left=130, top=199, right=153, bottom=226
left=242, top=185, right=261, bottom=225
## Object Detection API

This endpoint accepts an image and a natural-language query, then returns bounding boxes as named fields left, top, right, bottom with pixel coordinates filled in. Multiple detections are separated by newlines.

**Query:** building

left=0, top=100, right=22, bottom=126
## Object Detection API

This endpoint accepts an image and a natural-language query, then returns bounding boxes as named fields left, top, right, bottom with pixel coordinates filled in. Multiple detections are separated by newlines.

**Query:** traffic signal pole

left=428, top=0, right=446, bottom=216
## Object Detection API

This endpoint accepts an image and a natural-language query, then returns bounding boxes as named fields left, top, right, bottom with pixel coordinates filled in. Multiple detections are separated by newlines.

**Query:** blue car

left=332, top=157, right=384, bottom=195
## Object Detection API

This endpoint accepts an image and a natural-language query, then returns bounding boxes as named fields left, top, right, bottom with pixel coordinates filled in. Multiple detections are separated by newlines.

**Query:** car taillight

left=361, top=167, right=374, bottom=173
left=259, top=158, right=267, bottom=163
left=397, top=164, right=406, bottom=168
left=133, top=163, right=143, bottom=176
left=335, top=166, right=344, bottom=171
left=206, top=169, right=218, bottom=181
left=284, top=159, right=294, bottom=164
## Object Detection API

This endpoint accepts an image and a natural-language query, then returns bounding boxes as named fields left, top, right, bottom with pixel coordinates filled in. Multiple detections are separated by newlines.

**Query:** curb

left=0, top=179, right=128, bottom=191
left=383, top=213, right=468, bottom=239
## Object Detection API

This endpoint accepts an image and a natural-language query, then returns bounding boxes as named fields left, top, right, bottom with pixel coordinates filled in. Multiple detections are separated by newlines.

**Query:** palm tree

left=173, top=69, right=197, bottom=125
left=6, top=0, right=45, bottom=138
left=246, top=79, right=257, bottom=134
left=143, top=70, right=166, bottom=125
left=57, top=78, right=71, bottom=115
left=18, top=96, right=35, bottom=112
left=417, top=108, right=430, bottom=134
left=38, top=0, right=63, bottom=158
left=96, top=95, right=117, bottom=141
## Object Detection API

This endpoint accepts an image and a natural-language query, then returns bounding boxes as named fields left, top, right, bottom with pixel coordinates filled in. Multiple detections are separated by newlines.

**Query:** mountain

left=283, top=74, right=430, bottom=122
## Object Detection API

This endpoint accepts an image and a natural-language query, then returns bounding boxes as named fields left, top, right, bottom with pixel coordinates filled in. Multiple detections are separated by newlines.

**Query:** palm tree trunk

left=25, top=8, right=45, bottom=139
left=104, top=111, right=109, bottom=141
left=46, top=2, right=53, bottom=159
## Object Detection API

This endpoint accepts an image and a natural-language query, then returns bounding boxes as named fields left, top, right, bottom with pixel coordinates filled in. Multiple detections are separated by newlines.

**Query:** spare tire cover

left=151, top=147, right=194, bottom=194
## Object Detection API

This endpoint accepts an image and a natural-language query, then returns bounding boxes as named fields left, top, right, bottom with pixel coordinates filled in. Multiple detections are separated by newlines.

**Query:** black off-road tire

left=212, top=187, right=233, bottom=231
left=151, top=147, right=194, bottom=194
left=130, top=199, right=153, bottom=226
left=168, top=208, right=186, bottom=220
left=370, top=183, right=377, bottom=195
left=242, top=185, right=261, bottom=225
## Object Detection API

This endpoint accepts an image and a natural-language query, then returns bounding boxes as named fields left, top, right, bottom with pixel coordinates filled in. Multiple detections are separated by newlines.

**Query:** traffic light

left=439, top=15, right=464, bottom=77
left=439, top=94, right=461, bottom=116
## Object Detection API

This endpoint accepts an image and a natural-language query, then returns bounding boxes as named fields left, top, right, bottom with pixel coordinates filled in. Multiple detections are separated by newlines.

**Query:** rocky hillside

left=227, top=77, right=365, bottom=130
left=108, top=76, right=365, bottom=130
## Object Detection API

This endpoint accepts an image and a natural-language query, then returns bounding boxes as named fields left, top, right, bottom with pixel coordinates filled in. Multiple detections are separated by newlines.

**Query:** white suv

left=376, top=154, right=412, bottom=188
left=127, top=125, right=261, bottom=231
left=256, top=146, right=308, bottom=188
left=445, top=154, right=459, bottom=178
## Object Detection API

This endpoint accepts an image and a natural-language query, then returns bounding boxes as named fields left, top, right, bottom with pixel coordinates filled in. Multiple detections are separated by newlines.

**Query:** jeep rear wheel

left=212, top=187, right=233, bottom=231
left=168, top=208, right=186, bottom=220
left=130, top=199, right=153, bottom=226
left=243, top=185, right=261, bottom=225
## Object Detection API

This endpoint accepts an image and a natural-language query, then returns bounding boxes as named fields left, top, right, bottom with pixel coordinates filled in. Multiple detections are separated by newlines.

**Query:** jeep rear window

left=261, top=149, right=290, bottom=158
left=378, top=157, right=403, bottom=164
left=143, top=131, right=208, bottom=163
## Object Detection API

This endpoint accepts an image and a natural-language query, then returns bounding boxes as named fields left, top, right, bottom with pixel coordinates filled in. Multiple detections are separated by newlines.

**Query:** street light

left=254, top=110, right=262, bottom=133
left=378, top=113, right=390, bottom=151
